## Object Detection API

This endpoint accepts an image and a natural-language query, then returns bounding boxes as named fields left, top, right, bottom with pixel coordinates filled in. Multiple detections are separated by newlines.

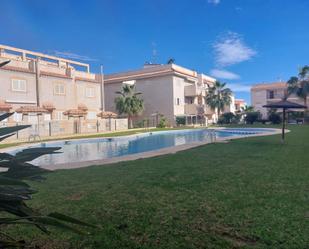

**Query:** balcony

left=185, top=104, right=213, bottom=115
left=184, top=84, right=207, bottom=96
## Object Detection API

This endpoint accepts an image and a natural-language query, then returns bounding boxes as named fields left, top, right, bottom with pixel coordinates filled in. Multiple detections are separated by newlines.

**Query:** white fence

left=0, top=118, right=128, bottom=142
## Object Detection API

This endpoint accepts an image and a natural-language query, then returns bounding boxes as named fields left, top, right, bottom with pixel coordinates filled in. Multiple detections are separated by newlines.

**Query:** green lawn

left=7, top=125, right=309, bottom=249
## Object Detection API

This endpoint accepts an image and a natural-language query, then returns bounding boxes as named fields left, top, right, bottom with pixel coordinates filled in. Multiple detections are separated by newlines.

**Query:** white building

left=104, top=63, right=233, bottom=126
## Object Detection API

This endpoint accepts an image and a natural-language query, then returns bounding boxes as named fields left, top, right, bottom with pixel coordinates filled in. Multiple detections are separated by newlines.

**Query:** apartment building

left=234, top=99, right=246, bottom=112
left=104, top=63, right=220, bottom=126
left=0, top=44, right=103, bottom=123
left=251, top=82, right=306, bottom=118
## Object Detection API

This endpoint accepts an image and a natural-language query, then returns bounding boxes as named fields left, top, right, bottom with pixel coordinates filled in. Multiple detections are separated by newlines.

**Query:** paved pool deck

left=38, top=128, right=284, bottom=171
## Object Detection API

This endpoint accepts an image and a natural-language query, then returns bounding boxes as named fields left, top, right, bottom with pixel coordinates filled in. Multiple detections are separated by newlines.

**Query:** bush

left=218, top=112, right=241, bottom=124
left=176, top=116, right=186, bottom=126
left=156, top=115, right=167, bottom=128
left=218, top=112, right=235, bottom=124
left=245, top=111, right=261, bottom=124
left=268, top=112, right=282, bottom=124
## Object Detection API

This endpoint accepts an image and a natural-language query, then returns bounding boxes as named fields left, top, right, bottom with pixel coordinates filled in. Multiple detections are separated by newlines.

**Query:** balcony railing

left=184, top=84, right=207, bottom=96
left=184, top=104, right=215, bottom=115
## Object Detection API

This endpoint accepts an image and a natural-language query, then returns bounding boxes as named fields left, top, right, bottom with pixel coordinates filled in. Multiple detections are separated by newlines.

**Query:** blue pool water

left=21, top=128, right=274, bottom=166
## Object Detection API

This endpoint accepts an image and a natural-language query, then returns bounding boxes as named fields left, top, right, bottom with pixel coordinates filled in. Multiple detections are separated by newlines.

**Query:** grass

left=6, top=125, right=309, bottom=248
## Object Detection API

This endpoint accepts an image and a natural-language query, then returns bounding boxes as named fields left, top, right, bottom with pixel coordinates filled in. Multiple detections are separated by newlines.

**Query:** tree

left=205, top=81, right=232, bottom=121
left=244, top=111, right=261, bottom=124
left=218, top=112, right=238, bottom=124
left=0, top=113, right=94, bottom=248
left=268, top=109, right=282, bottom=124
left=156, top=114, right=167, bottom=128
left=241, top=105, right=254, bottom=113
left=115, top=84, right=144, bottom=128
left=287, top=65, right=309, bottom=123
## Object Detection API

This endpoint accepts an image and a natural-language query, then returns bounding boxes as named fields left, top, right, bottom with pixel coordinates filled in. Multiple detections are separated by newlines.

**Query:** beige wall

left=0, top=69, right=37, bottom=108
left=251, top=84, right=309, bottom=119
left=0, top=57, right=102, bottom=121
left=75, top=80, right=101, bottom=112
left=251, top=89, right=268, bottom=118
left=39, top=76, right=76, bottom=110
left=104, top=75, right=175, bottom=125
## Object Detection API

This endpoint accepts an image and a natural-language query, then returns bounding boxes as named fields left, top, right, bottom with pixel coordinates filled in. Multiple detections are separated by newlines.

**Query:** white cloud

left=51, top=51, right=98, bottom=62
left=213, top=32, right=256, bottom=66
left=208, top=0, right=220, bottom=5
left=210, top=69, right=240, bottom=80
left=228, top=83, right=252, bottom=92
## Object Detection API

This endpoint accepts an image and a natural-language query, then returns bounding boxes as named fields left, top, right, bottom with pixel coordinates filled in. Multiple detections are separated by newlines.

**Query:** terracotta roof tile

left=75, top=77, right=100, bottom=83
left=63, top=109, right=87, bottom=117
left=0, top=65, right=34, bottom=74
left=97, top=111, right=117, bottom=118
left=15, top=106, right=49, bottom=114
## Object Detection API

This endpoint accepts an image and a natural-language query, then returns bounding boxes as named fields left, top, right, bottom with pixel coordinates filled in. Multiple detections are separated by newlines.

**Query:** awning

left=97, top=111, right=117, bottom=119
left=42, top=101, right=56, bottom=112
left=15, top=106, right=49, bottom=114
left=63, top=109, right=87, bottom=117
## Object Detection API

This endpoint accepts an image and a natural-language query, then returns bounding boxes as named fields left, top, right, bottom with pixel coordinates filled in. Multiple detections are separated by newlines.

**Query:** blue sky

left=1, top=0, right=308, bottom=104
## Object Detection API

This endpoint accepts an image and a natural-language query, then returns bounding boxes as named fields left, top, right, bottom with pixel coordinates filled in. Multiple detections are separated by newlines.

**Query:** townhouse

left=251, top=82, right=307, bottom=118
left=234, top=99, right=246, bottom=112
left=104, top=63, right=224, bottom=126
left=0, top=44, right=103, bottom=123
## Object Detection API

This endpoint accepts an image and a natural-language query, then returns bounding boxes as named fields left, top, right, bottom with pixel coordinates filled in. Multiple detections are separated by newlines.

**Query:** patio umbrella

left=263, top=100, right=306, bottom=142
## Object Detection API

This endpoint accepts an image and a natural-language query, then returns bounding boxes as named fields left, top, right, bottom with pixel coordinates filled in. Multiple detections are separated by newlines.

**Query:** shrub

left=268, top=112, right=282, bottom=124
left=156, top=115, right=167, bottom=128
left=244, top=111, right=261, bottom=124
left=218, top=112, right=241, bottom=124
left=218, top=112, right=235, bottom=124
left=176, top=116, right=186, bottom=126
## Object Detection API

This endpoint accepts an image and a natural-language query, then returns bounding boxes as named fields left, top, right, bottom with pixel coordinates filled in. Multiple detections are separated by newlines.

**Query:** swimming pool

left=19, top=128, right=277, bottom=167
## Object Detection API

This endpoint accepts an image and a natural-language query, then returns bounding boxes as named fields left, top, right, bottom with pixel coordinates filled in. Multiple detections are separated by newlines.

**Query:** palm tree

left=205, top=81, right=232, bottom=121
left=115, top=84, right=144, bottom=128
left=287, top=65, right=309, bottom=123
left=241, top=105, right=254, bottom=113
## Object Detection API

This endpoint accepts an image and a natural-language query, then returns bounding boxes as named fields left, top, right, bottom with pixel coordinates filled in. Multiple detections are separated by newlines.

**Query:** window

left=87, top=111, right=97, bottom=120
left=176, top=98, right=180, bottom=105
left=185, top=97, right=194, bottom=104
left=54, top=83, right=65, bottom=95
left=268, top=90, right=274, bottom=99
left=85, top=87, right=95, bottom=98
left=11, top=79, right=27, bottom=92
left=54, top=111, right=64, bottom=120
